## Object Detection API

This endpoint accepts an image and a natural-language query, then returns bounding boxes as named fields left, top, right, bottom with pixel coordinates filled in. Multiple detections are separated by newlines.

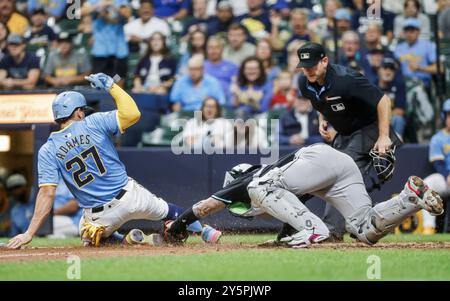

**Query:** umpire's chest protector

left=298, top=64, right=383, bottom=136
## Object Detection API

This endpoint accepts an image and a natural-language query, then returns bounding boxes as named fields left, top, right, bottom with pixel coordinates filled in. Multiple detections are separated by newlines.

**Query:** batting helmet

left=441, top=98, right=450, bottom=122
left=223, top=163, right=253, bottom=187
left=52, top=91, right=87, bottom=121
left=369, top=147, right=396, bottom=182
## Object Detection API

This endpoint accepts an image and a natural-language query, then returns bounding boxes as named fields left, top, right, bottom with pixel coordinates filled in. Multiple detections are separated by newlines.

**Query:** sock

left=165, top=203, right=185, bottom=220
left=169, top=207, right=199, bottom=234
left=187, top=221, right=203, bottom=233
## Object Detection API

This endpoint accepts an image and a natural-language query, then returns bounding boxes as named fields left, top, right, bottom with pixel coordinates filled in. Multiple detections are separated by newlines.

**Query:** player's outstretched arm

left=85, top=73, right=141, bottom=132
left=7, top=186, right=56, bottom=249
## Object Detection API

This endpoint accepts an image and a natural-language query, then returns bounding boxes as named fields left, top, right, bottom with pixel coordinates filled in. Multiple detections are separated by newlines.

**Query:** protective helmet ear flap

left=369, top=146, right=396, bottom=182
left=223, top=163, right=253, bottom=187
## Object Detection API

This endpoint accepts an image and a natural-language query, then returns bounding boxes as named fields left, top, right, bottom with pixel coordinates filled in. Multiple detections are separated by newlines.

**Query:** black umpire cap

left=297, top=43, right=327, bottom=68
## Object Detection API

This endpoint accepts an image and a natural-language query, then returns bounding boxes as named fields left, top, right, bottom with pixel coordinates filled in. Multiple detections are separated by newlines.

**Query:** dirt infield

left=1, top=241, right=449, bottom=264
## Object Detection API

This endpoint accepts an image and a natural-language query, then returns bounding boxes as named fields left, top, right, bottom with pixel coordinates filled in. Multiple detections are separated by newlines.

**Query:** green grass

left=0, top=234, right=449, bottom=281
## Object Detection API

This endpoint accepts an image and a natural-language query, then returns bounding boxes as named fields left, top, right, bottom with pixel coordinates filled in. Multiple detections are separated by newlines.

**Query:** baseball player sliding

left=7, top=73, right=221, bottom=249
left=166, top=143, right=444, bottom=247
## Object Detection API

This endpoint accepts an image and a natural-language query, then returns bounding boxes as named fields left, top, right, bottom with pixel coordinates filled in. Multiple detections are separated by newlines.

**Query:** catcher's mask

left=369, top=146, right=396, bottom=182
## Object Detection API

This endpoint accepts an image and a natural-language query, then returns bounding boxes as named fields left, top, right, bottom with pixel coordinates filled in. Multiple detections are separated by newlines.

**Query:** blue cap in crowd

left=335, top=9, right=352, bottom=21
left=443, top=98, right=450, bottom=113
left=402, top=18, right=421, bottom=30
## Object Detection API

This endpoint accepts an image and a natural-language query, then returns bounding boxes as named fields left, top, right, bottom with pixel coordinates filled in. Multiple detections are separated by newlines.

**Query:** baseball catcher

left=165, top=143, right=444, bottom=247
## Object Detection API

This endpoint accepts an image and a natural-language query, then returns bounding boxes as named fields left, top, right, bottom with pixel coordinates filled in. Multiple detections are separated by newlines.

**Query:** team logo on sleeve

left=331, top=103, right=346, bottom=112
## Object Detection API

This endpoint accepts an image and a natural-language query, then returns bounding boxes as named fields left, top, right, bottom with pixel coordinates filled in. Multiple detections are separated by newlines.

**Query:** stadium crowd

left=0, top=0, right=449, bottom=237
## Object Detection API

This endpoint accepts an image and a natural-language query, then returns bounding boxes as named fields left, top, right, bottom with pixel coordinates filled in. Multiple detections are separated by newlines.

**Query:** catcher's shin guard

left=346, top=176, right=443, bottom=245
left=248, top=177, right=329, bottom=239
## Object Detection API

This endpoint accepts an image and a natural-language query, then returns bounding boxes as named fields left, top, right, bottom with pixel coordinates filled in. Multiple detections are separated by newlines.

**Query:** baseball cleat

left=125, top=229, right=164, bottom=246
left=405, top=176, right=428, bottom=199
left=281, top=230, right=329, bottom=249
left=201, top=225, right=222, bottom=243
left=405, top=176, right=444, bottom=216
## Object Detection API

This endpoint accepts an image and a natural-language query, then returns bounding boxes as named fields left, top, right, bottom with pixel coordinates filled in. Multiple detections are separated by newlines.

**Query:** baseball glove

left=163, top=220, right=189, bottom=244
left=80, top=222, right=106, bottom=247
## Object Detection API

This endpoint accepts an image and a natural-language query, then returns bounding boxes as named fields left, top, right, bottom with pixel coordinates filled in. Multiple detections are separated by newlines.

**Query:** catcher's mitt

left=80, top=222, right=106, bottom=247
left=163, top=220, right=188, bottom=244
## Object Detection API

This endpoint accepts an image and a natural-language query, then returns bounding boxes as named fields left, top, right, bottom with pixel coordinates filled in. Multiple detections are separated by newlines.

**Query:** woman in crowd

left=133, top=32, right=177, bottom=95
left=255, top=38, right=281, bottom=84
left=231, top=56, right=273, bottom=115
left=182, top=96, right=233, bottom=149
left=393, top=0, right=431, bottom=40
left=177, top=29, right=207, bottom=76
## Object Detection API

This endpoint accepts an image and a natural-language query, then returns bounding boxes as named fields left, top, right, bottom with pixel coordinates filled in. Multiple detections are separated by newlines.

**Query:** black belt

left=91, top=189, right=127, bottom=213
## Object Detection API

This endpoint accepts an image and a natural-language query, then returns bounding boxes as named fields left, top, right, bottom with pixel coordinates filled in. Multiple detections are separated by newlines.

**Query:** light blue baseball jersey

left=38, top=111, right=128, bottom=208
left=429, top=129, right=450, bottom=171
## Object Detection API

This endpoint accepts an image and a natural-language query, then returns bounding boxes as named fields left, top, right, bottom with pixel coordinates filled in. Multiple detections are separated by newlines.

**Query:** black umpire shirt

left=298, top=63, right=384, bottom=136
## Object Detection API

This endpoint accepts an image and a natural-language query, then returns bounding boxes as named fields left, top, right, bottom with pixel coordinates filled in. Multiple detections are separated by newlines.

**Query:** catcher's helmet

left=52, top=91, right=87, bottom=121
left=223, top=163, right=253, bottom=187
left=369, top=147, right=396, bottom=182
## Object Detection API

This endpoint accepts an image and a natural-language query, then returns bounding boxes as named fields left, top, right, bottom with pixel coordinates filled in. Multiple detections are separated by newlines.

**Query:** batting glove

left=85, top=73, right=114, bottom=91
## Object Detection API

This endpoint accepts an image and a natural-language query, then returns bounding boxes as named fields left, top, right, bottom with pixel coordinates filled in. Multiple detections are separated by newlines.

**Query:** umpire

left=295, top=42, right=402, bottom=241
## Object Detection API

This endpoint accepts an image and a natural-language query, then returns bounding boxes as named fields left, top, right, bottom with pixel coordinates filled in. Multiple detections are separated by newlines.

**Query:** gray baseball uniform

left=248, top=143, right=426, bottom=245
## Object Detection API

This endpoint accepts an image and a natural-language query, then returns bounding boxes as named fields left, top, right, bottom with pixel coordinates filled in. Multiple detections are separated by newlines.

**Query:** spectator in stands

left=170, top=54, right=225, bottom=111
left=308, top=0, right=340, bottom=49
left=284, top=8, right=311, bottom=50
left=0, top=22, right=9, bottom=61
left=51, top=179, right=82, bottom=238
left=338, top=30, right=365, bottom=70
left=231, top=56, right=272, bottom=114
left=81, top=0, right=132, bottom=87
left=27, top=0, right=67, bottom=19
left=438, top=0, right=450, bottom=39
left=0, top=180, right=11, bottom=237
left=377, top=57, right=407, bottom=139
left=270, top=70, right=294, bottom=109
left=124, top=0, right=171, bottom=54
left=183, top=0, right=209, bottom=36
left=361, top=22, right=392, bottom=55
left=132, top=32, right=176, bottom=95
left=0, top=33, right=40, bottom=90
left=423, top=98, right=450, bottom=234
left=153, top=0, right=190, bottom=20
left=182, top=97, right=234, bottom=149
left=43, top=32, right=92, bottom=88
left=24, top=8, right=57, bottom=51
left=394, top=0, right=431, bottom=40
left=223, top=23, right=255, bottom=66
left=334, top=8, right=352, bottom=36
left=5, top=173, right=33, bottom=237
left=286, top=39, right=306, bottom=89
left=233, top=109, right=269, bottom=149
left=207, top=0, right=234, bottom=37
left=177, top=29, right=207, bottom=76
left=255, top=38, right=281, bottom=84
left=204, top=35, right=238, bottom=103
left=279, top=94, right=321, bottom=146
left=0, top=0, right=29, bottom=35
left=395, top=18, right=437, bottom=90
left=235, top=0, right=271, bottom=40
